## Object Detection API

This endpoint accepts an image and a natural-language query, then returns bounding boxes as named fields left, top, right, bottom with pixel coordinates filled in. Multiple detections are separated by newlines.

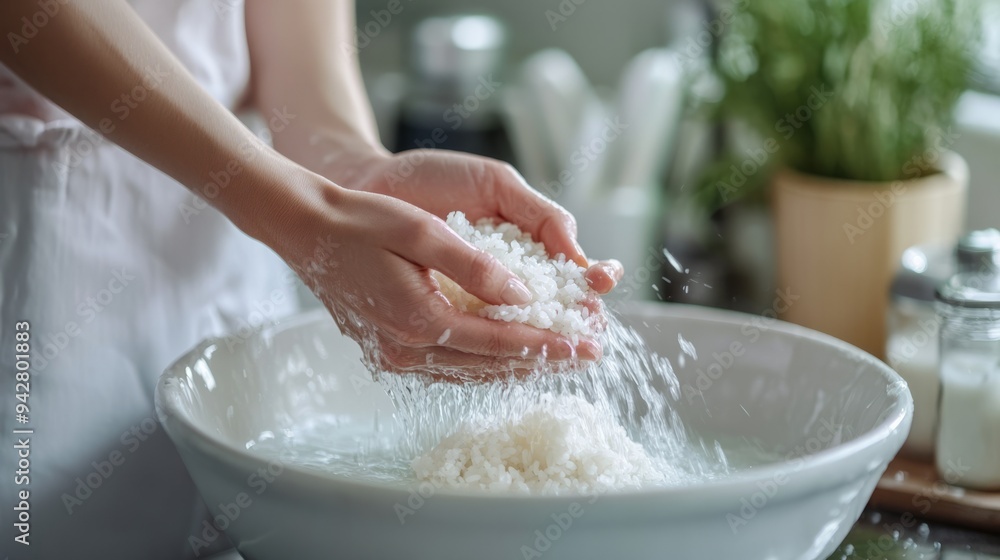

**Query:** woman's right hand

left=255, top=170, right=602, bottom=377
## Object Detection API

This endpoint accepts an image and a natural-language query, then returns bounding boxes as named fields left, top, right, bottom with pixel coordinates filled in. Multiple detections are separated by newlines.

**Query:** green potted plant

left=702, top=0, right=981, bottom=356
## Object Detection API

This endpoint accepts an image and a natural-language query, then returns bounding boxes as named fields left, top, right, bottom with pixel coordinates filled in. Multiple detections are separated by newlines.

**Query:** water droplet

left=662, top=248, right=684, bottom=273
left=677, top=334, right=698, bottom=360
left=436, top=328, right=451, bottom=345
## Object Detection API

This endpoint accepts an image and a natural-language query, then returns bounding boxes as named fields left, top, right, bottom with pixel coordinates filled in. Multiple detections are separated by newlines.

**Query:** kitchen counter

left=828, top=509, right=1000, bottom=559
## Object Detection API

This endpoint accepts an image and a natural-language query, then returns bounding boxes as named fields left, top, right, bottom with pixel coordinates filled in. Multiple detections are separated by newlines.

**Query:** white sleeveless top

left=0, top=1, right=297, bottom=558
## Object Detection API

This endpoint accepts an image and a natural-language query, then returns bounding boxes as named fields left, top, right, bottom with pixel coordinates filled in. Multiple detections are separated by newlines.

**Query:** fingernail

left=501, top=278, right=532, bottom=305
left=607, top=259, right=624, bottom=277
left=552, top=338, right=574, bottom=359
left=578, top=339, right=602, bottom=360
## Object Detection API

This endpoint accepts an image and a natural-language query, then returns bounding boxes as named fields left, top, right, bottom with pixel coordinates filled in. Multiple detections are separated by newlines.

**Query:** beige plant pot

left=773, top=151, right=968, bottom=359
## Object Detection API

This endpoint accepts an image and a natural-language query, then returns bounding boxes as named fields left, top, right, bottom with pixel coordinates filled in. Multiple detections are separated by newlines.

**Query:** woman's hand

left=259, top=167, right=605, bottom=378
left=320, top=148, right=625, bottom=294
left=243, top=0, right=621, bottom=377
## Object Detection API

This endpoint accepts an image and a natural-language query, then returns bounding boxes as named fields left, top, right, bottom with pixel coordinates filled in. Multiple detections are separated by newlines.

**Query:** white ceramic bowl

left=156, top=303, right=911, bottom=560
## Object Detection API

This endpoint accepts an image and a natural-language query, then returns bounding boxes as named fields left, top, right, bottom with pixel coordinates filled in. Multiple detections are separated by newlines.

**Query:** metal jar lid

left=936, top=272, right=1000, bottom=309
left=957, top=228, right=1000, bottom=274
left=890, top=245, right=955, bottom=302
left=891, top=229, right=1000, bottom=303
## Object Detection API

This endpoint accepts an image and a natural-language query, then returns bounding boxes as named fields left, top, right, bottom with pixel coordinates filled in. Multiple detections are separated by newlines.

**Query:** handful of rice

left=437, top=212, right=599, bottom=344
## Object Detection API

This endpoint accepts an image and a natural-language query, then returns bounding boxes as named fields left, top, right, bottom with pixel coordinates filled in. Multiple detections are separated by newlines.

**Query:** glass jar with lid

left=935, top=272, right=1000, bottom=489
left=886, top=229, right=1000, bottom=459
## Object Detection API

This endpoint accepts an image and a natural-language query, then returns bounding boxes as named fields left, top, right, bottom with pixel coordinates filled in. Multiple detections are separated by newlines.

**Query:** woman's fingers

left=489, top=164, right=623, bottom=297
left=429, top=311, right=602, bottom=360
left=378, top=341, right=536, bottom=375
left=490, top=163, right=589, bottom=268
left=377, top=224, right=603, bottom=364
left=394, top=214, right=532, bottom=307
left=579, top=293, right=608, bottom=332
left=378, top=338, right=591, bottom=382
left=585, top=259, right=624, bottom=294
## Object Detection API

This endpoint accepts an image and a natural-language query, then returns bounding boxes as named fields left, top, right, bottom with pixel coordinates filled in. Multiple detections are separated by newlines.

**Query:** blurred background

left=286, top=0, right=1000, bottom=362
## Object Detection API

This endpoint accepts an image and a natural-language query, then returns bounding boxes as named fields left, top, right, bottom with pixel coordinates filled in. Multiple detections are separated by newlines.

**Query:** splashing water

left=376, top=312, right=731, bottom=486
left=249, top=307, right=742, bottom=493
left=254, top=227, right=738, bottom=493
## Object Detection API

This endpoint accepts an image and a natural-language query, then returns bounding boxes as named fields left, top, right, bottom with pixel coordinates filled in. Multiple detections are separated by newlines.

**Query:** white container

left=937, top=352, right=1000, bottom=488
left=886, top=245, right=952, bottom=458
left=886, top=231, right=1000, bottom=458
left=157, top=303, right=912, bottom=560
left=885, top=311, right=940, bottom=459
left=935, top=273, right=1000, bottom=490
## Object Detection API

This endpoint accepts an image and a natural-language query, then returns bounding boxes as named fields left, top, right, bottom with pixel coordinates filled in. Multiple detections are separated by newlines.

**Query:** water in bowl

left=246, top=420, right=786, bottom=489
left=246, top=315, right=787, bottom=493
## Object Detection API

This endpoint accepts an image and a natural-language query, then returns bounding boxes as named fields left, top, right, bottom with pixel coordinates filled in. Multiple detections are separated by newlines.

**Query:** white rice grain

left=436, top=212, right=596, bottom=345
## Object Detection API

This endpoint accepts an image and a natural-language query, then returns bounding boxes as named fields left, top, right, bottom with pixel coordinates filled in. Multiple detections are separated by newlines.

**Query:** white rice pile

left=411, top=394, right=665, bottom=495
left=437, top=212, right=596, bottom=344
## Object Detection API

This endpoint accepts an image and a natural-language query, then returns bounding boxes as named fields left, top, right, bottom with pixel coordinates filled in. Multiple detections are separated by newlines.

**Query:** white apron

left=0, top=1, right=298, bottom=558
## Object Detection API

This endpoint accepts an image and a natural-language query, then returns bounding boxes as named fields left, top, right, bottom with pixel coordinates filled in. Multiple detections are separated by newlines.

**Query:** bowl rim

left=155, top=302, right=912, bottom=511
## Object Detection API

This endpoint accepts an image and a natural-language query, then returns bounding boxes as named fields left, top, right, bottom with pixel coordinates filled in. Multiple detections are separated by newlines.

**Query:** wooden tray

left=869, top=455, right=1000, bottom=532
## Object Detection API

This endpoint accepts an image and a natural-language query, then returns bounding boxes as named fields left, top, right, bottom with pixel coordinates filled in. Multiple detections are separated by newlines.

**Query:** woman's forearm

left=0, top=0, right=302, bottom=240
left=245, top=0, right=389, bottom=184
